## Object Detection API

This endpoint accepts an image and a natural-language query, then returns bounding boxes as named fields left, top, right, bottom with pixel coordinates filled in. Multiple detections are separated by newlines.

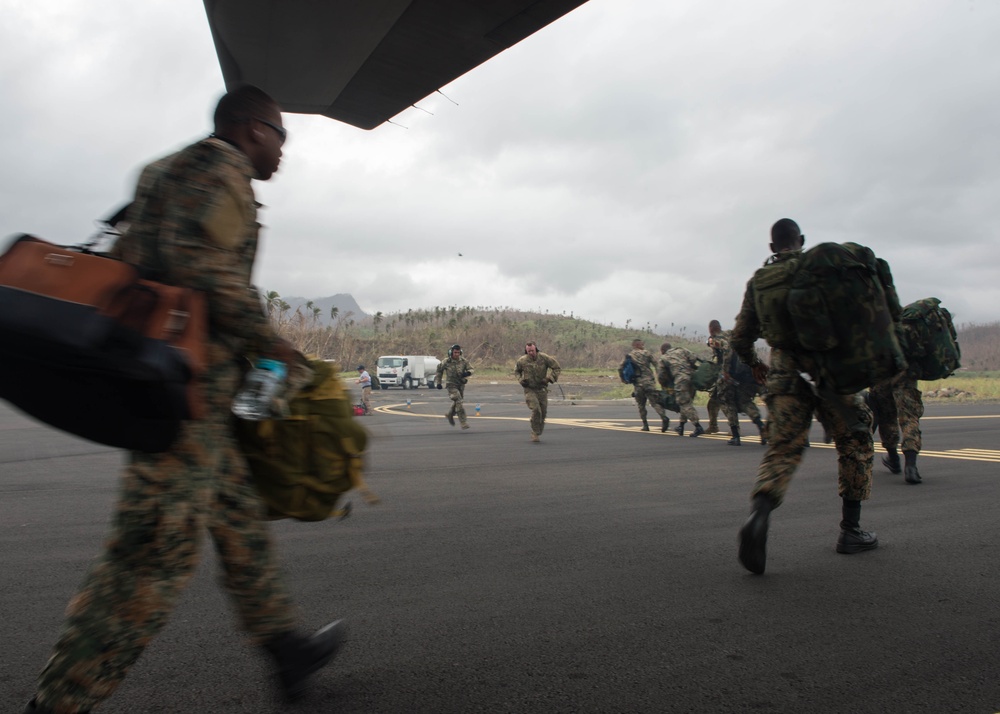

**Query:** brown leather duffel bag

left=0, top=234, right=206, bottom=452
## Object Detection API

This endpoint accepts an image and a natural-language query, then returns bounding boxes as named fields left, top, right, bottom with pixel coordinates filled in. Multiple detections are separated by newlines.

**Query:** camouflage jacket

left=113, top=137, right=279, bottom=411
left=436, top=355, right=473, bottom=387
left=708, top=330, right=734, bottom=379
left=514, top=352, right=561, bottom=390
left=621, top=348, right=657, bottom=387
left=731, top=251, right=801, bottom=367
left=664, top=347, right=699, bottom=381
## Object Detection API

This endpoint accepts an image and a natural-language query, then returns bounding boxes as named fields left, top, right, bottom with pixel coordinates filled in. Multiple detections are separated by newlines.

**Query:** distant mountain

left=280, top=294, right=367, bottom=325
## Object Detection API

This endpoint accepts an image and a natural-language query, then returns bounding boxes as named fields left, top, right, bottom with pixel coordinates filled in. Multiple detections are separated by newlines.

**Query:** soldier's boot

left=903, top=450, right=922, bottom=484
left=753, top=417, right=768, bottom=445
left=882, top=448, right=902, bottom=474
left=264, top=620, right=348, bottom=702
left=661, top=416, right=670, bottom=433
left=835, top=500, right=879, bottom=554
left=673, top=422, right=685, bottom=436
left=727, top=424, right=741, bottom=446
left=706, top=409, right=719, bottom=433
left=738, top=493, right=774, bottom=574
left=641, top=416, right=650, bottom=432
left=823, top=430, right=833, bottom=444
left=689, top=422, right=705, bottom=437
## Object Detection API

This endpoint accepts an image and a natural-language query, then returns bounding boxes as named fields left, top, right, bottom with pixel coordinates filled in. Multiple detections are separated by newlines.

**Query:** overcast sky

left=3, top=1, right=998, bottom=334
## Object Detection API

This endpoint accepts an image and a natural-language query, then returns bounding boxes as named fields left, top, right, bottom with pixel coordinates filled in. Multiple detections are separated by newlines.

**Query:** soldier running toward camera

left=436, top=344, right=473, bottom=429
left=514, top=341, right=561, bottom=442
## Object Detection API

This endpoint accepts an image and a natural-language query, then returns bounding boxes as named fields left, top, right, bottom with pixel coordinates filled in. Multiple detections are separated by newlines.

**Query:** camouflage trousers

left=871, top=374, right=923, bottom=453
left=673, top=376, right=700, bottom=424
left=523, top=387, right=549, bottom=435
left=717, top=381, right=762, bottom=429
left=633, top=379, right=666, bottom=422
left=446, top=384, right=468, bottom=425
left=752, top=390, right=874, bottom=508
left=34, top=416, right=296, bottom=713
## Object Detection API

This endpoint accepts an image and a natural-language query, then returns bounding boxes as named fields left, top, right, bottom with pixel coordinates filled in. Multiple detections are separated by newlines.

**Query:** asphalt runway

left=2, top=388, right=999, bottom=713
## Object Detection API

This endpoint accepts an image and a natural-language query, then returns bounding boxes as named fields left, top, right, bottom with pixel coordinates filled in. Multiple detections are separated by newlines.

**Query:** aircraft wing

left=203, top=0, right=589, bottom=130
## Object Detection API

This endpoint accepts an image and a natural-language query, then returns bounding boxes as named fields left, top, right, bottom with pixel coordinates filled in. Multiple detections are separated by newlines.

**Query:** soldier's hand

left=520, top=379, right=530, bottom=388
left=546, top=377, right=554, bottom=384
left=751, top=363, right=769, bottom=384
left=437, top=383, right=443, bottom=390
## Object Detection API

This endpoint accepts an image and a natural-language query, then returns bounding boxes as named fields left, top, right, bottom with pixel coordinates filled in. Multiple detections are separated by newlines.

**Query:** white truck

left=376, top=355, right=441, bottom=389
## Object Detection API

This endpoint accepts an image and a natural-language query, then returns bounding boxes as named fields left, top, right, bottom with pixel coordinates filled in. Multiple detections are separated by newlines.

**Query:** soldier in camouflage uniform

left=24, top=87, right=345, bottom=714
left=708, top=322, right=767, bottom=446
left=620, top=338, right=669, bottom=432
left=870, top=371, right=923, bottom=484
left=660, top=342, right=704, bottom=437
left=732, top=219, right=878, bottom=576
left=436, top=344, right=473, bottom=429
left=514, top=341, right=562, bottom=442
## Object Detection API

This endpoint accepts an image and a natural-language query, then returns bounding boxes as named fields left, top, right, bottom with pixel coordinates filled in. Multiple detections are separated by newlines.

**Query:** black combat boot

left=727, top=424, right=741, bottom=446
left=738, top=493, right=774, bottom=574
left=22, top=700, right=84, bottom=714
left=835, top=500, right=879, bottom=554
left=689, top=423, right=705, bottom=437
left=641, top=416, right=650, bottom=431
left=674, top=422, right=685, bottom=436
left=263, top=620, right=348, bottom=701
left=903, top=450, right=922, bottom=484
left=882, top=448, right=901, bottom=474
left=753, top=417, right=768, bottom=445
left=661, top=416, right=670, bottom=432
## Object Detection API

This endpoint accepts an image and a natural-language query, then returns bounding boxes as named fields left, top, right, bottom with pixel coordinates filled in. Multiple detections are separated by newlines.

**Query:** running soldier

left=514, top=341, right=561, bottom=442
left=732, top=218, right=879, bottom=575
left=708, top=323, right=767, bottom=446
left=620, top=337, right=669, bottom=432
left=436, top=344, right=473, bottom=429
left=660, top=342, right=704, bottom=437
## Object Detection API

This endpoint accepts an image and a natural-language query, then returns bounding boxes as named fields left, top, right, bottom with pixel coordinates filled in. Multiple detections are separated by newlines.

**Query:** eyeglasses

left=255, top=117, right=287, bottom=145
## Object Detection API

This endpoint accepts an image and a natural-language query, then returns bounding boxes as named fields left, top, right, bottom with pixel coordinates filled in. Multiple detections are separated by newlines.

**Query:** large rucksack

left=899, top=297, right=961, bottom=380
left=691, top=359, right=720, bottom=392
left=752, top=242, right=906, bottom=395
left=235, top=359, right=369, bottom=521
left=619, top=354, right=638, bottom=384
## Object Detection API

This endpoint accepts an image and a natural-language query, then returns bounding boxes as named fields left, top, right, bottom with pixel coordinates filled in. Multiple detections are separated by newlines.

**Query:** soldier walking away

left=619, top=337, right=670, bottom=432
left=870, top=374, right=923, bottom=483
left=436, top=344, right=473, bottom=429
left=514, top=341, right=562, bottom=442
left=356, top=364, right=373, bottom=415
left=23, top=86, right=345, bottom=714
left=708, top=322, right=767, bottom=446
left=731, top=218, right=879, bottom=575
left=660, top=342, right=705, bottom=437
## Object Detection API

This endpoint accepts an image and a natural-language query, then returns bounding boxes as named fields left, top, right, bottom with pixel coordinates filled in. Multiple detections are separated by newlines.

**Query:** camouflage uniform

left=663, top=347, right=701, bottom=426
left=621, top=347, right=667, bottom=425
left=34, top=138, right=297, bottom=712
left=732, top=251, right=874, bottom=508
left=436, top=355, right=473, bottom=426
left=514, top=351, right=562, bottom=437
left=710, top=332, right=765, bottom=438
left=871, top=371, right=923, bottom=453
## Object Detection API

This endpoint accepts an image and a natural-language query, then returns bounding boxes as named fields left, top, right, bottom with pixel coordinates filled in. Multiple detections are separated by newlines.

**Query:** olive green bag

left=236, top=359, right=368, bottom=521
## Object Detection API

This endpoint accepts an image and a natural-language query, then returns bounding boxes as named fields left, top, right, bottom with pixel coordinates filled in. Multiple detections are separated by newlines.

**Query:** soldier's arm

left=547, top=356, right=561, bottom=382
left=514, top=359, right=523, bottom=379
left=730, top=279, right=762, bottom=367
left=463, top=359, right=474, bottom=376
left=161, top=163, right=277, bottom=354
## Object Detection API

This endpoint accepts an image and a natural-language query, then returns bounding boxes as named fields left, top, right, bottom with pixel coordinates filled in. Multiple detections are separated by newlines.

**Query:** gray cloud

left=4, top=0, right=998, bottom=335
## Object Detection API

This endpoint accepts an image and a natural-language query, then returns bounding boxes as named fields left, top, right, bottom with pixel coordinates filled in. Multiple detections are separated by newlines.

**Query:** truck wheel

left=404, top=376, right=413, bottom=390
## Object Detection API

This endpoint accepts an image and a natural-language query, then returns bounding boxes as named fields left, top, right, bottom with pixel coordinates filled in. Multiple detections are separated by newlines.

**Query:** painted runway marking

left=376, top=403, right=1000, bottom=464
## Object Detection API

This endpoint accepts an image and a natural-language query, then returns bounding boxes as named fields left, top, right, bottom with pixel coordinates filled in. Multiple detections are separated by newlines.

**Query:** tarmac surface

left=2, top=385, right=999, bottom=713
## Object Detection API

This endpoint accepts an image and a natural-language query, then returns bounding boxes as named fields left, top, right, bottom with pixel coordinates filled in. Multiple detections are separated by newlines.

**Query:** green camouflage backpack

left=899, top=297, right=961, bottom=380
left=236, top=359, right=368, bottom=521
left=752, top=242, right=906, bottom=395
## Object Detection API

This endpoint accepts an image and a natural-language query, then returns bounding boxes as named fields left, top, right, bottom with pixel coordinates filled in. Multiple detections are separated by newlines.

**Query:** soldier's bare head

left=632, top=338, right=644, bottom=349
left=660, top=342, right=671, bottom=353
left=525, top=342, right=538, bottom=357
left=213, top=85, right=285, bottom=181
left=770, top=218, right=804, bottom=254
left=708, top=320, right=722, bottom=335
